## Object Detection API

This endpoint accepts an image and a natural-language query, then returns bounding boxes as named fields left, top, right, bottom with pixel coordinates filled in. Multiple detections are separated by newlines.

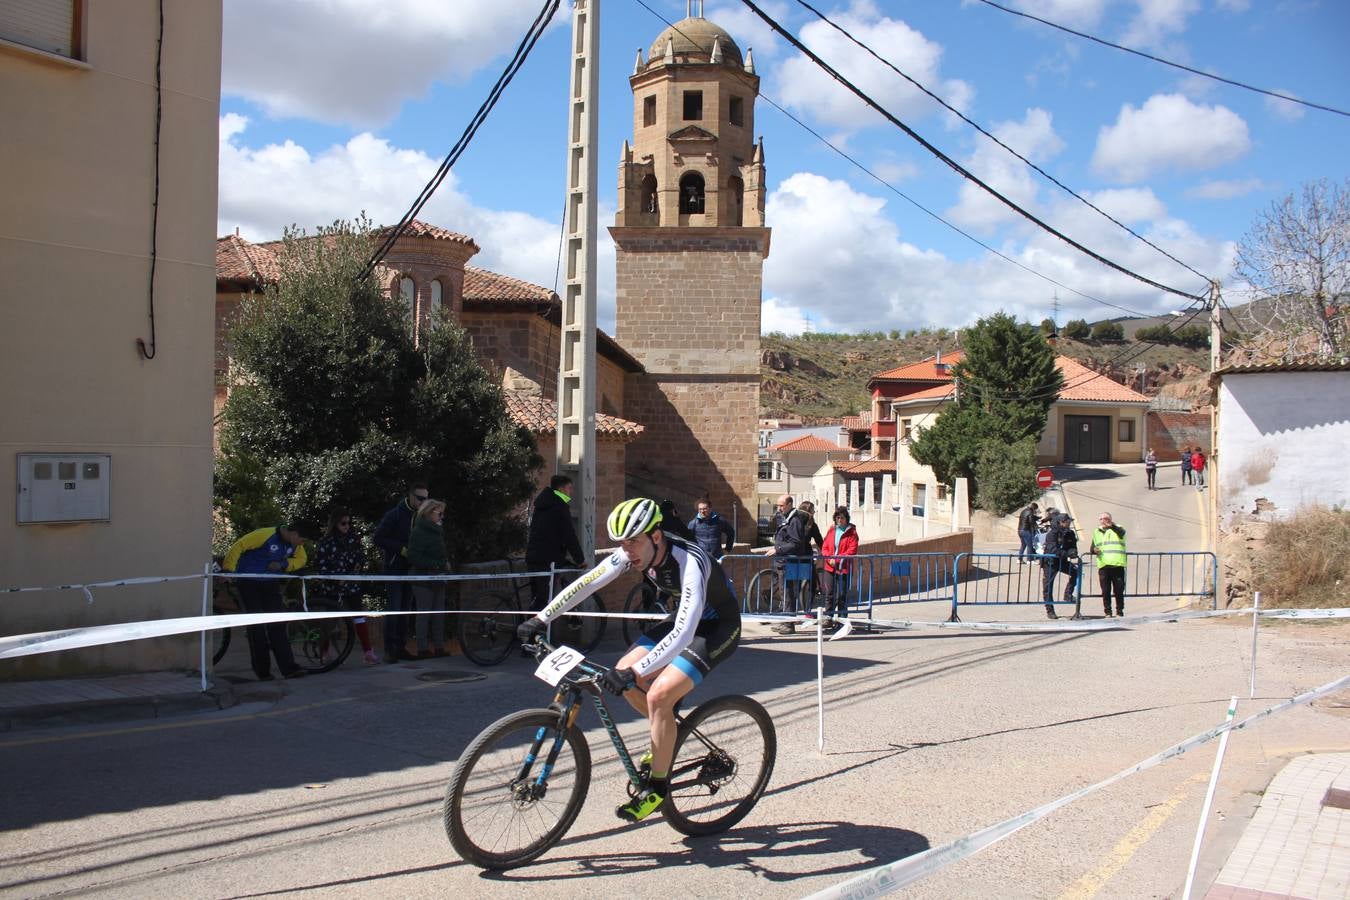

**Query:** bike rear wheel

left=458, top=591, right=518, bottom=666
left=287, top=605, right=354, bottom=674
left=443, top=709, right=592, bottom=870
left=210, top=606, right=231, bottom=665
left=551, top=593, right=606, bottom=654
left=621, top=582, right=668, bottom=646
left=664, top=694, right=776, bottom=836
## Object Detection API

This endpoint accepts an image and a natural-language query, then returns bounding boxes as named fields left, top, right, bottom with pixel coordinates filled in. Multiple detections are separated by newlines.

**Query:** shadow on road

left=1052, top=465, right=1128, bottom=482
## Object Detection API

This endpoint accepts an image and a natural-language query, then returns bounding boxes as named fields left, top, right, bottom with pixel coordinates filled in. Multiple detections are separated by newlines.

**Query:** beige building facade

left=612, top=13, right=768, bottom=528
left=1, top=1, right=223, bottom=676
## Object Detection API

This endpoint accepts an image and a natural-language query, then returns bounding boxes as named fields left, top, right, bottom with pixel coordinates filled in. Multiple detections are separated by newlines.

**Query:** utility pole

left=556, top=0, right=599, bottom=560
left=1207, top=278, right=1221, bottom=575
left=1208, top=280, right=1222, bottom=373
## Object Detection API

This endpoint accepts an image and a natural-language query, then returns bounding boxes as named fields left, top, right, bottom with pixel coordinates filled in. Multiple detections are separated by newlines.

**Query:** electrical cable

left=735, top=0, right=1205, bottom=302
left=971, top=0, right=1350, bottom=120
left=136, top=0, right=165, bottom=361
left=359, top=0, right=560, bottom=280
left=790, top=0, right=1212, bottom=285
left=630, top=0, right=1164, bottom=320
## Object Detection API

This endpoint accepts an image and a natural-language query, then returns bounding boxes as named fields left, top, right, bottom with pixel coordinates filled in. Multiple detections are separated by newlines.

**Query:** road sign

left=1036, top=468, right=1054, bottom=489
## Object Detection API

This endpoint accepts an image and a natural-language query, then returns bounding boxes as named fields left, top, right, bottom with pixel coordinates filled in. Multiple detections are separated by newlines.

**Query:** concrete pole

left=556, top=0, right=600, bottom=560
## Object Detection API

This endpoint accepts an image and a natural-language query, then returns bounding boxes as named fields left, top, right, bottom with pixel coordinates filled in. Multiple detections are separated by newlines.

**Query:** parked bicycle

left=209, top=576, right=354, bottom=674
left=442, top=637, right=776, bottom=869
left=457, top=560, right=607, bottom=666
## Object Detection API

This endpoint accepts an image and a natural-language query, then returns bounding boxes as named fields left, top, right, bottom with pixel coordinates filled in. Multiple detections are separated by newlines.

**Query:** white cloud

left=949, top=108, right=1065, bottom=229
left=1264, top=90, right=1306, bottom=121
left=761, top=170, right=1231, bottom=335
left=775, top=1, right=973, bottom=133
left=1121, top=0, right=1201, bottom=49
left=221, top=0, right=565, bottom=128
left=215, top=116, right=613, bottom=323
left=762, top=297, right=830, bottom=334
left=705, top=0, right=790, bottom=61
left=1006, top=0, right=1110, bottom=29
left=1092, top=93, right=1249, bottom=182
left=1185, top=177, right=1266, bottom=200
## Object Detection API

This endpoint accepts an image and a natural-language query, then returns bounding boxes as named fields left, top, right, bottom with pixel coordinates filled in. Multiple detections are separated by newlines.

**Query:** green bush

left=973, top=438, right=1040, bottom=515
left=1091, top=320, right=1125, bottom=341
left=1063, top=319, right=1091, bottom=340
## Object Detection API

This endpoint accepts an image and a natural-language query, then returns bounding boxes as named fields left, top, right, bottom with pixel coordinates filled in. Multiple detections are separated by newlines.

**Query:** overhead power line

left=630, top=0, right=1163, bottom=318
left=360, top=0, right=561, bottom=280
left=972, top=0, right=1350, bottom=120
left=790, top=0, right=1212, bottom=285
left=735, top=0, right=1206, bottom=302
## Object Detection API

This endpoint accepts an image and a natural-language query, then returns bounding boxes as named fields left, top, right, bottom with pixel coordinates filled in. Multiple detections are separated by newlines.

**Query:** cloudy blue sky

left=217, top=0, right=1349, bottom=334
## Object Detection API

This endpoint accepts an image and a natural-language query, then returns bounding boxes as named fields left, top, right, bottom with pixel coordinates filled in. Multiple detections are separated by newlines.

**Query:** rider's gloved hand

left=516, top=616, right=547, bottom=645
left=599, top=666, right=636, bottom=696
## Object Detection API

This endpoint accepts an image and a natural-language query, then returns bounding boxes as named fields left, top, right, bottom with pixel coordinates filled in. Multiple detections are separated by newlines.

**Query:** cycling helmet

left=607, top=498, right=663, bottom=541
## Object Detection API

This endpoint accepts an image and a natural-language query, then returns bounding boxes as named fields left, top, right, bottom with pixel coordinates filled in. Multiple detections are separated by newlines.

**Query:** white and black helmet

left=607, top=497, right=663, bottom=541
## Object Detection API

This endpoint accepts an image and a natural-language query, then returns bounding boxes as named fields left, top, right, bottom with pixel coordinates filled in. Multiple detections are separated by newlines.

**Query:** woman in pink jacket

left=821, top=506, right=859, bottom=631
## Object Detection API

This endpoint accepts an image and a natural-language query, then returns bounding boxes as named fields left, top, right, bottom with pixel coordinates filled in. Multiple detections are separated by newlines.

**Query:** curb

left=0, top=682, right=238, bottom=733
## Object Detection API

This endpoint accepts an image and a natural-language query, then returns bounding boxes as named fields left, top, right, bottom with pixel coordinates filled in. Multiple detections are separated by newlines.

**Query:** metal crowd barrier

left=1077, top=551, right=1218, bottom=609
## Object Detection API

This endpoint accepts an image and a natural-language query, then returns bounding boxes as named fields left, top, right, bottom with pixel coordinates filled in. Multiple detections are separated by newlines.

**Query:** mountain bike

left=620, top=580, right=671, bottom=645
left=457, top=561, right=607, bottom=666
left=442, top=638, right=776, bottom=870
left=209, top=579, right=354, bottom=674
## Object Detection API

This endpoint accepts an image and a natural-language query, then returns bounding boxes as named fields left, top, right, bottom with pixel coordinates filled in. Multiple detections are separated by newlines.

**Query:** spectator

left=221, top=520, right=319, bottom=680
left=797, top=500, right=827, bottom=613
left=1040, top=511, right=1079, bottom=619
left=821, top=506, right=858, bottom=630
left=407, top=499, right=451, bottom=658
left=314, top=509, right=378, bottom=665
left=1180, top=446, right=1193, bottom=485
left=373, top=481, right=428, bottom=662
left=1017, top=503, right=1039, bottom=563
left=769, top=494, right=811, bottom=635
left=688, top=496, right=735, bottom=558
left=525, top=475, right=585, bottom=612
left=1192, top=447, right=1207, bottom=490
left=1033, top=507, right=1057, bottom=556
left=1144, top=449, right=1158, bottom=491
left=1092, top=512, right=1128, bottom=617
left=659, top=499, right=696, bottom=542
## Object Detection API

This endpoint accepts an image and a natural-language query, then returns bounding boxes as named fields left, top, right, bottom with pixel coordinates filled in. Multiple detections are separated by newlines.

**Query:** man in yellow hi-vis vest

left=1092, top=512, right=1128, bottom=617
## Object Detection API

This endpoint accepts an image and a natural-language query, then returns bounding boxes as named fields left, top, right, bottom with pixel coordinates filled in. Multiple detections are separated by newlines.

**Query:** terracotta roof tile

left=1056, top=356, right=1150, bottom=403
left=868, top=351, right=966, bottom=386
left=375, top=220, right=478, bottom=248
left=833, top=457, right=895, bottom=475
left=769, top=434, right=847, bottom=452
left=216, top=234, right=280, bottom=285
left=503, top=393, right=644, bottom=442
left=841, top=412, right=871, bottom=430
left=890, top=383, right=956, bottom=405
left=462, top=267, right=556, bottom=304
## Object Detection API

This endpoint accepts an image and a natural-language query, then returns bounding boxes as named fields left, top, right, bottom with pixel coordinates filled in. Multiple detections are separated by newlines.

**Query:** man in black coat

left=373, top=481, right=428, bottom=661
left=769, top=495, right=812, bottom=634
left=525, top=475, right=586, bottom=611
left=1039, top=512, right=1080, bottom=619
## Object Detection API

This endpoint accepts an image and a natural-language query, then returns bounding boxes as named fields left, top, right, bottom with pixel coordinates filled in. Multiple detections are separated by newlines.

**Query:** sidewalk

left=1206, top=753, right=1350, bottom=899
left=0, top=670, right=233, bottom=731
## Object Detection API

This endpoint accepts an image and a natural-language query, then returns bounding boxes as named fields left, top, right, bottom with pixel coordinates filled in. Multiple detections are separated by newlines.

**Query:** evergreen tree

left=215, top=220, right=540, bottom=562
left=910, top=312, right=1061, bottom=508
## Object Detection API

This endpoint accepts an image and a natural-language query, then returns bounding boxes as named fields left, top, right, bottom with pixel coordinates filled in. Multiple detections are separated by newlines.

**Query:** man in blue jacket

left=688, top=497, right=735, bottom=559
left=373, top=481, right=428, bottom=661
left=222, top=521, right=317, bottom=680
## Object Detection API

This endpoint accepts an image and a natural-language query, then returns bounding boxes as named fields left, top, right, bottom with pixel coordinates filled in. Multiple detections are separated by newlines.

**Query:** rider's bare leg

left=616, top=645, right=652, bottom=717
left=644, top=666, right=695, bottom=777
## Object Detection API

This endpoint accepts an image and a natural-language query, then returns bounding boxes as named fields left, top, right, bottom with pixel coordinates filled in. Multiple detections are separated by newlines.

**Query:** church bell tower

left=612, top=4, right=770, bottom=531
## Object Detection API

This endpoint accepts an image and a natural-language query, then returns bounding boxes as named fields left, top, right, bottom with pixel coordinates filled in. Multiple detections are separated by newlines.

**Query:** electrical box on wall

left=17, top=453, right=111, bottom=524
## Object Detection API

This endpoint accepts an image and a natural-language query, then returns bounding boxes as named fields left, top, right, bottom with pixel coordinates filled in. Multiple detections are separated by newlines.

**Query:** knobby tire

left=663, top=694, right=776, bottom=836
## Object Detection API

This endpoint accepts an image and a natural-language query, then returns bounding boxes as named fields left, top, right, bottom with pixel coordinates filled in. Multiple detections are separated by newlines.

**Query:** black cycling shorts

left=633, top=615, right=740, bottom=685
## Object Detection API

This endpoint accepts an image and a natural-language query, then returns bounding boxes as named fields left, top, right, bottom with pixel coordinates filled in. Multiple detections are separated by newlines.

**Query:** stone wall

left=1147, top=410, right=1211, bottom=461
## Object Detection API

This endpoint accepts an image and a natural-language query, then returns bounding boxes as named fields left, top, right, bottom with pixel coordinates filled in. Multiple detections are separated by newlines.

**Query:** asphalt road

left=1, top=607, right=1345, bottom=898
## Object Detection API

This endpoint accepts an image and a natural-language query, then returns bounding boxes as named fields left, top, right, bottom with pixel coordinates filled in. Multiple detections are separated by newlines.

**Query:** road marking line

left=1057, top=772, right=1207, bottom=900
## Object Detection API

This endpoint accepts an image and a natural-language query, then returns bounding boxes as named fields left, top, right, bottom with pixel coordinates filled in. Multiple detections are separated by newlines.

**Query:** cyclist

left=516, top=497, right=741, bottom=823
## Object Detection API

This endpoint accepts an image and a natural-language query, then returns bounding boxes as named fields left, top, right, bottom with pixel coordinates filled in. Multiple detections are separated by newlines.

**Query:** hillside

left=760, top=327, right=1211, bottom=419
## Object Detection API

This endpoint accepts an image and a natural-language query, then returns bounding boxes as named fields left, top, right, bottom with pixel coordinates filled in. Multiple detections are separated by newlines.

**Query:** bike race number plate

left=534, top=645, right=584, bottom=686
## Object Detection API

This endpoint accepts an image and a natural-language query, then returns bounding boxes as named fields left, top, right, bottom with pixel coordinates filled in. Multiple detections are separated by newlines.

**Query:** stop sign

left=1036, top=468, right=1054, bottom=489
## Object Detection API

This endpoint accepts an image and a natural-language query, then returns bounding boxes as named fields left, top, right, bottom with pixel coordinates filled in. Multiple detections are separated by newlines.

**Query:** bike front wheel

left=458, top=591, right=518, bottom=667
left=664, top=694, right=776, bottom=837
left=443, top=709, right=592, bottom=870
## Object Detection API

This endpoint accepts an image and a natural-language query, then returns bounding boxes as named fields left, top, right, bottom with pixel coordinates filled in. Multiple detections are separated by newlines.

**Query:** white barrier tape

left=0, top=607, right=671, bottom=660
left=861, top=606, right=1350, bottom=634
left=0, top=574, right=204, bottom=596
left=807, top=672, right=1350, bottom=900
